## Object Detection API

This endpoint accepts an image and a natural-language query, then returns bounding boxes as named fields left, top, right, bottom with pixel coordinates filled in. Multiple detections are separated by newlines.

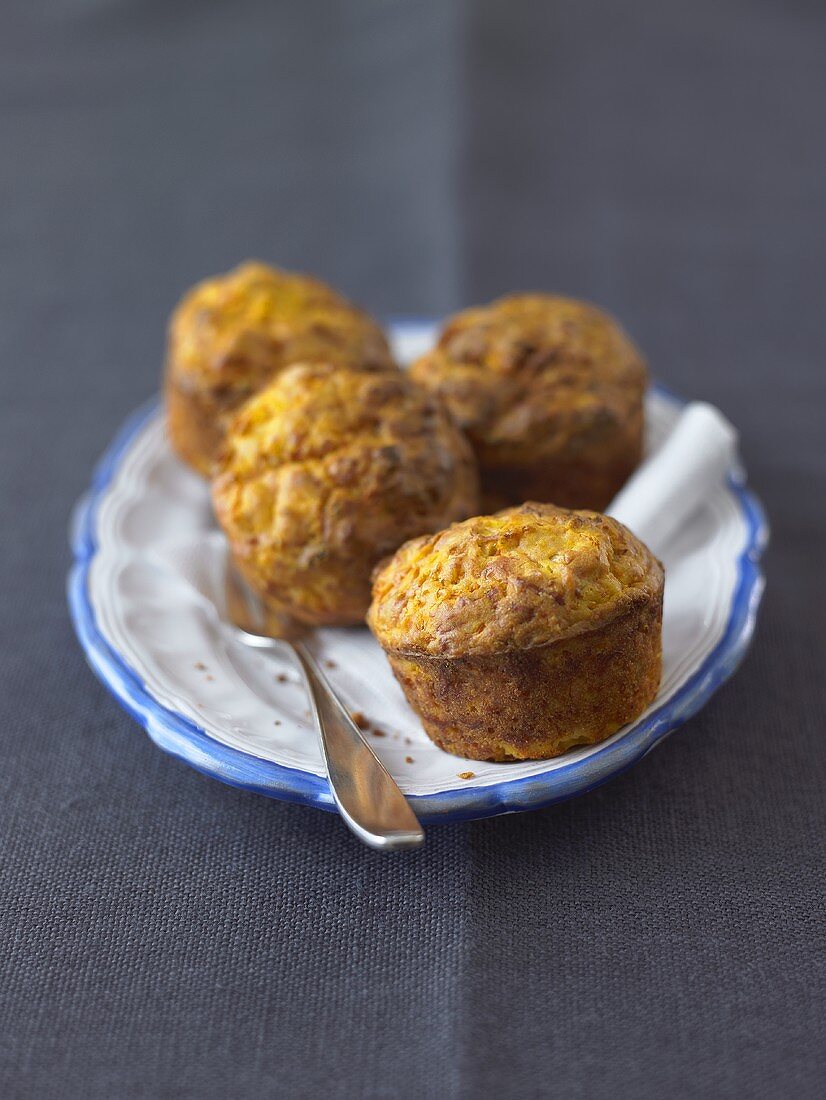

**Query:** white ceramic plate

left=68, top=322, right=767, bottom=822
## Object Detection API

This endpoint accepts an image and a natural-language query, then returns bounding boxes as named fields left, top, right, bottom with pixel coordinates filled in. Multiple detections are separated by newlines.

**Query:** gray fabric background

left=1, top=2, right=824, bottom=1097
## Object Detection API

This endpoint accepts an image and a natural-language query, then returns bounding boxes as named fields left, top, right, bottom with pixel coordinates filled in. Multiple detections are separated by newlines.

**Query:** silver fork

left=224, top=563, right=425, bottom=851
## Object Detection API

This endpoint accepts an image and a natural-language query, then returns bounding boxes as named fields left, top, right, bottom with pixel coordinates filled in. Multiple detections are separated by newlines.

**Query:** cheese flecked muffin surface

left=166, top=261, right=394, bottom=475
left=411, top=294, right=647, bottom=511
left=369, top=502, right=663, bottom=761
left=213, top=363, right=480, bottom=626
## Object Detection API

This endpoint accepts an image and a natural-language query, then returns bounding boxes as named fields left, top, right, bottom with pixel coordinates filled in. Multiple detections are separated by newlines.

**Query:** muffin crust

left=212, top=362, right=480, bottom=626
left=166, top=261, right=394, bottom=475
left=369, top=503, right=663, bottom=761
left=411, top=294, right=647, bottom=511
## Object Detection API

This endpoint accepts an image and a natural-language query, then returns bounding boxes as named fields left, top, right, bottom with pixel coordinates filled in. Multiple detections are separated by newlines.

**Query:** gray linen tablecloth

left=1, top=2, right=823, bottom=1097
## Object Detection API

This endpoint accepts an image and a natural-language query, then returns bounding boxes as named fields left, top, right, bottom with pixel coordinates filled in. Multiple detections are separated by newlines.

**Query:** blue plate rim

left=66, top=322, right=769, bottom=823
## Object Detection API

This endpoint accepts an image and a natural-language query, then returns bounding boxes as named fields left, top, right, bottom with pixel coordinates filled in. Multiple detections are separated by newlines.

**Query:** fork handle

left=291, top=641, right=425, bottom=851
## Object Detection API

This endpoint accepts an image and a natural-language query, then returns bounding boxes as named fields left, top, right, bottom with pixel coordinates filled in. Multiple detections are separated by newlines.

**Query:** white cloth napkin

left=120, top=398, right=743, bottom=781
left=607, top=402, right=739, bottom=555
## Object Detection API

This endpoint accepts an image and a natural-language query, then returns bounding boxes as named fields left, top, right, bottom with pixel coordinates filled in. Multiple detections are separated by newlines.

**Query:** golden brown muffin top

left=369, top=502, right=663, bottom=658
left=212, top=363, right=480, bottom=622
left=410, top=294, right=646, bottom=459
left=214, top=360, right=470, bottom=482
left=167, top=261, right=393, bottom=395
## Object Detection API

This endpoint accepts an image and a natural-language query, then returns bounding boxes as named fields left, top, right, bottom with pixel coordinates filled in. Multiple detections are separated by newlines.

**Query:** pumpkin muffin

left=166, top=261, right=394, bottom=475
left=411, top=294, right=647, bottom=511
left=368, top=502, right=663, bottom=761
left=212, top=362, right=480, bottom=626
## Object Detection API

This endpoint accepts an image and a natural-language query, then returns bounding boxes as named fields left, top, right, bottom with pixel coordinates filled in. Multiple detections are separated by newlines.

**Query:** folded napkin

left=114, top=398, right=743, bottom=784
left=607, top=402, right=739, bottom=556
